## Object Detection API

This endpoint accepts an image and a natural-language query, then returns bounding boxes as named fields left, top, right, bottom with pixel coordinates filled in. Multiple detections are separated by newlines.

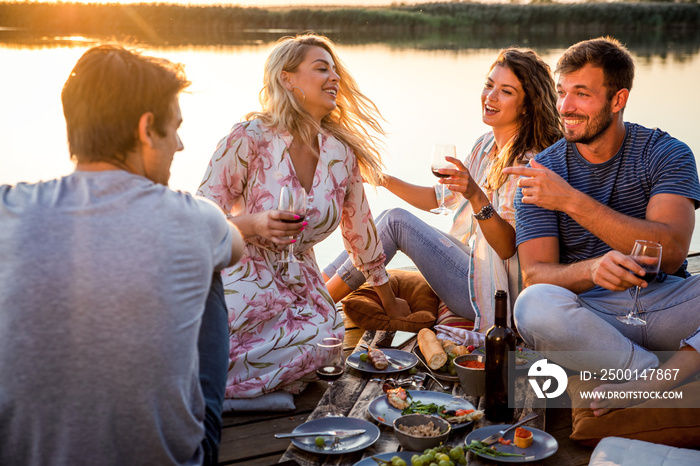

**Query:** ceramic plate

left=471, top=347, right=544, bottom=371
left=289, top=417, right=380, bottom=455
left=353, top=451, right=420, bottom=466
left=346, top=349, right=418, bottom=374
left=367, top=390, right=477, bottom=429
left=412, top=346, right=459, bottom=382
left=465, top=425, right=558, bottom=463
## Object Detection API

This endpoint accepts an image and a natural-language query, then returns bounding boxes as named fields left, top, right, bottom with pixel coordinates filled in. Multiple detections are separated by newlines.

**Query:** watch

left=473, top=204, right=495, bottom=220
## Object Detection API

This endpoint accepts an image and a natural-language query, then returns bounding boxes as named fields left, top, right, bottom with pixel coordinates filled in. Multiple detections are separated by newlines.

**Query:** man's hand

left=589, top=250, right=647, bottom=291
left=504, top=159, right=575, bottom=211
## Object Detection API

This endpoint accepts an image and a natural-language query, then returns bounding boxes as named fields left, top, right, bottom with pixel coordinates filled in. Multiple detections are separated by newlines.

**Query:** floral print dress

left=197, top=119, right=389, bottom=399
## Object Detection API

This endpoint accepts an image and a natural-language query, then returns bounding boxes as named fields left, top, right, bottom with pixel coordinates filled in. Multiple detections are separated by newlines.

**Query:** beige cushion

left=566, top=376, right=700, bottom=448
left=341, top=269, right=439, bottom=332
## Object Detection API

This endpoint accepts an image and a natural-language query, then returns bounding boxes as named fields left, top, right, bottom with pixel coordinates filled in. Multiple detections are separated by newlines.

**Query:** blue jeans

left=198, top=272, right=229, bottom=466
left=513, top=275, right=700, bottom=372
left=323, top=208, right=476, bottom=320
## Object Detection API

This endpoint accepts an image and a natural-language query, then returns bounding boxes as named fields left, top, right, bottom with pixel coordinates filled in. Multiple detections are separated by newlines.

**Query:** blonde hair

left=247, top=33, right=387, bottom=185
left=484, top=48, right=563, bottom=192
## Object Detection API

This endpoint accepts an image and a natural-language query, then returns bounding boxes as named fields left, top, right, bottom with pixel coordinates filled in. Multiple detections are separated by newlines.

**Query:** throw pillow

left=567, top=376, right=700, bottom=448
left=341, top=269, right=439, bottom=332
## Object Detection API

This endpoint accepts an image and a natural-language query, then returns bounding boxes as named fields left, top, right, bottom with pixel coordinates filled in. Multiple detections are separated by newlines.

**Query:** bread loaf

left=417, top=328, right=447, bottom=370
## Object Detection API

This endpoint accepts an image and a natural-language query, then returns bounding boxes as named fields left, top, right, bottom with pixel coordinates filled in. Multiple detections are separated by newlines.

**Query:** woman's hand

left=228, top=210, right=306, bottom=245
left=439, top=156, right=482, bottom=201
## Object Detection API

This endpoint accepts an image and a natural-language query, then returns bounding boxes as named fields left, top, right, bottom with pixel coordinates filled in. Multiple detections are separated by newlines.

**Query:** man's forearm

left=521, top=258, right=598, bottom=293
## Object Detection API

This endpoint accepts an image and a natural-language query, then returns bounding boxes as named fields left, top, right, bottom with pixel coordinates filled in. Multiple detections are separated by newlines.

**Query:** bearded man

left=503, top=37, right=700, bottom=415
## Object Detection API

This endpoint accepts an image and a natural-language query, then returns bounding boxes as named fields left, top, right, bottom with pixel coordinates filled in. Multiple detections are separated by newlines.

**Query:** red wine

left=280, top=217, right=304, bottom=224
left=316, top=365, right=344, bottom=382
left=484, top=290, right=516, bottom=422
left=636, top=272, right=657, bottom=283
left=431, top=169, right=450, bottom=179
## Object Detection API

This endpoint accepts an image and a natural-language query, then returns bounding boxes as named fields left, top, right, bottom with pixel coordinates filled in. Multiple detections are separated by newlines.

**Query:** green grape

left=412, top=457, right=425, bottom=466
left=393, top=459, right=407, bottom=466
left=314, top=436, right=325, bottom=447
left=437, top=461, right=451, bottom=466
left=409, top=367, right=418, bottom=375
left=448, top=448, right=463, bottom=460
left=360, top=353, right=368, bottom=362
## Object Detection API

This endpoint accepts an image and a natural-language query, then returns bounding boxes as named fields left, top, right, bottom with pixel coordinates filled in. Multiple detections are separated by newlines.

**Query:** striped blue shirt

left=515, top=122, right=700, bottom=264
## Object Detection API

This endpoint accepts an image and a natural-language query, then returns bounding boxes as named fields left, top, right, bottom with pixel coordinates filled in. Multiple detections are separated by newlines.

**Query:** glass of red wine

left=429, top=144, right=456, bottom=215
left=316, top=337, right=344, bottom=417
left=617, top=240, right=662, bottom=326
left=278, top=186, right=307, bottom=263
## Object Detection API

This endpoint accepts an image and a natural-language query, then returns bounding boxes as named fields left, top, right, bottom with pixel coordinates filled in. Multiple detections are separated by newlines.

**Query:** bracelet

left=473, top=204, right=495, bottom=220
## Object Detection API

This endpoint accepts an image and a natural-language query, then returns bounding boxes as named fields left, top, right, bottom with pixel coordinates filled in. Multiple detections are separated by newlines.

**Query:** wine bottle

left=484, top=290, right=516, bottom=422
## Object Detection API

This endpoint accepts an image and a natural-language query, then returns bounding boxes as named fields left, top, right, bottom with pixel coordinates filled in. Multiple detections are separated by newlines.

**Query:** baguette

left=417, top=328, right=447, bottom=370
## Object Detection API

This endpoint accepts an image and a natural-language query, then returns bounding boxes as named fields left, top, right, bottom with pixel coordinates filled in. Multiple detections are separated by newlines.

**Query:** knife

left=274, top=429, right=366, bottom=439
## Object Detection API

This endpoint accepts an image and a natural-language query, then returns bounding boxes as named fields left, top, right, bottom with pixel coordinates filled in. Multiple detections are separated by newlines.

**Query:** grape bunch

left=373, top=444, right=467, bottom=466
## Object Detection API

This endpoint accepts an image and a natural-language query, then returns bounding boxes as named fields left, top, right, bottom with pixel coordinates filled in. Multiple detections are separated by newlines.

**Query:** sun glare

left=28, top=0, right=392, bottom=7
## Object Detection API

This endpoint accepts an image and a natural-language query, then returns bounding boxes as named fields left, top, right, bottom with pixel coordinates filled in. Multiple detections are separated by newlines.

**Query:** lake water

left=2, top=39, right=700, bottom=268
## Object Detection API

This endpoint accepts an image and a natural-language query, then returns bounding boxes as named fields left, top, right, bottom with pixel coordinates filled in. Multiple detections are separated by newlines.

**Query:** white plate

left=345, top=349, right=419, bottom=374
left=367, top=389, right=477, bottom=429
left=465, top=425, right=558, bottom=462
left=288, top=417, right=380, bottom=455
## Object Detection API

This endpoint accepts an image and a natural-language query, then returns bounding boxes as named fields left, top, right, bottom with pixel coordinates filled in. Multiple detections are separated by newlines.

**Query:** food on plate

left=514, top=427, right=533, bottom=448
left=441, top=339, right=458, bottom=349
left=449, top=345, right=470, bottom=356
left=440, top=408, right=484, bottom=423
left=387, top=387, right=410, bottom=410
left=417, top=328, right=447, bottom=370
left=396, top=420, right=444, bottom=437
left=368, top=347, right=389, bottom=370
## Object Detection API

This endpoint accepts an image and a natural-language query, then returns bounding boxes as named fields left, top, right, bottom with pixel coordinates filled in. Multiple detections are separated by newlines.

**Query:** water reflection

left=1, top=33, right=700, bottom=263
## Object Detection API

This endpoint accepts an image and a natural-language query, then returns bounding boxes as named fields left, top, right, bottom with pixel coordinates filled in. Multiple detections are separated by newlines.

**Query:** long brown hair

left=485, top=48, right=563, bottom=191
left=247, top=33, right=387, bottom=185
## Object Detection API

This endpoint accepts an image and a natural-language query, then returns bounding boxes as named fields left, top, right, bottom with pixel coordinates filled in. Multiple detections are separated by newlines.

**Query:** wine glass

left=278, top=186, right=307, bottom=263
left=316, top=337, right=344, bottom=417
left=430, top=144, right=456, bottom=215
left=617, top=240, right=662, bottom=326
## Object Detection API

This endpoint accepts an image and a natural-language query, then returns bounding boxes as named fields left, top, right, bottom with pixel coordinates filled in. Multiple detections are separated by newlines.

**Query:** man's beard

left=562, top=99, right=614, bottom=145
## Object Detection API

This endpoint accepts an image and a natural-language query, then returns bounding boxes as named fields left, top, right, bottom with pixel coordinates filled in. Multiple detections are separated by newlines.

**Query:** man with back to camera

left=503, top=37, right=700, bottom=413
left=0, top=45, right=244, bottom=465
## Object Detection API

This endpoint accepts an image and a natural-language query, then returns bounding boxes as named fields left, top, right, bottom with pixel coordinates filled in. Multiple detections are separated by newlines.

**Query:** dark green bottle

left=484, top=290, right=516, bottom=422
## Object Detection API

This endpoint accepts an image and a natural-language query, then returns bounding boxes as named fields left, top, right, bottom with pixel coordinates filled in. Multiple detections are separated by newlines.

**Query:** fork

left=480, top=412, right=538, bottom=445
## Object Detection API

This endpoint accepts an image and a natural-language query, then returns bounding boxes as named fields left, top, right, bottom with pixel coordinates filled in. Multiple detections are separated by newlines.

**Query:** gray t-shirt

left=0, top=170, right=233, bottom=465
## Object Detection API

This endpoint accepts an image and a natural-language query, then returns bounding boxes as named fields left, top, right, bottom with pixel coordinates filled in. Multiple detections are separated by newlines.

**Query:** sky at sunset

left=14, top=0, right=401, bottom=6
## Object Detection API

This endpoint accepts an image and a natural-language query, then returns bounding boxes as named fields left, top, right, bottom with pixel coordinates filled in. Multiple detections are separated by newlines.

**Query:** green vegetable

left=465, top=440, right=525, bottom=458
left=314, top=436, right=325, bottom=447
left=400, top=400, right=444, bottom=416
left=360, top=352, right=369, bottom=362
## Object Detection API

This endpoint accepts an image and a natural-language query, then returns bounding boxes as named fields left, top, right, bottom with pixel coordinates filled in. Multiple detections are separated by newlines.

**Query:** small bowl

left=392, top=413, right=451, bottom=451
left=454, top=354, right=486, bottom=397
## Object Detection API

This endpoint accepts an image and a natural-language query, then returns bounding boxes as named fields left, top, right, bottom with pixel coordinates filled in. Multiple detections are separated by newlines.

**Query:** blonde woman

left=197, top=34, right=408, bottom=399
left=324, top=48, right=563, bottom=333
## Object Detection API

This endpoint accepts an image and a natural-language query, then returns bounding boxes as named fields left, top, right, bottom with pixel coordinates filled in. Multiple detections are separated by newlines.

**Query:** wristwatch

left=473, top=204, right=495, bottom=220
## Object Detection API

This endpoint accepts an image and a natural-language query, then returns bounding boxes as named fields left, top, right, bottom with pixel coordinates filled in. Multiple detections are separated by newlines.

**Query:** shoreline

left=1, top=1, right=699, bottom=50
